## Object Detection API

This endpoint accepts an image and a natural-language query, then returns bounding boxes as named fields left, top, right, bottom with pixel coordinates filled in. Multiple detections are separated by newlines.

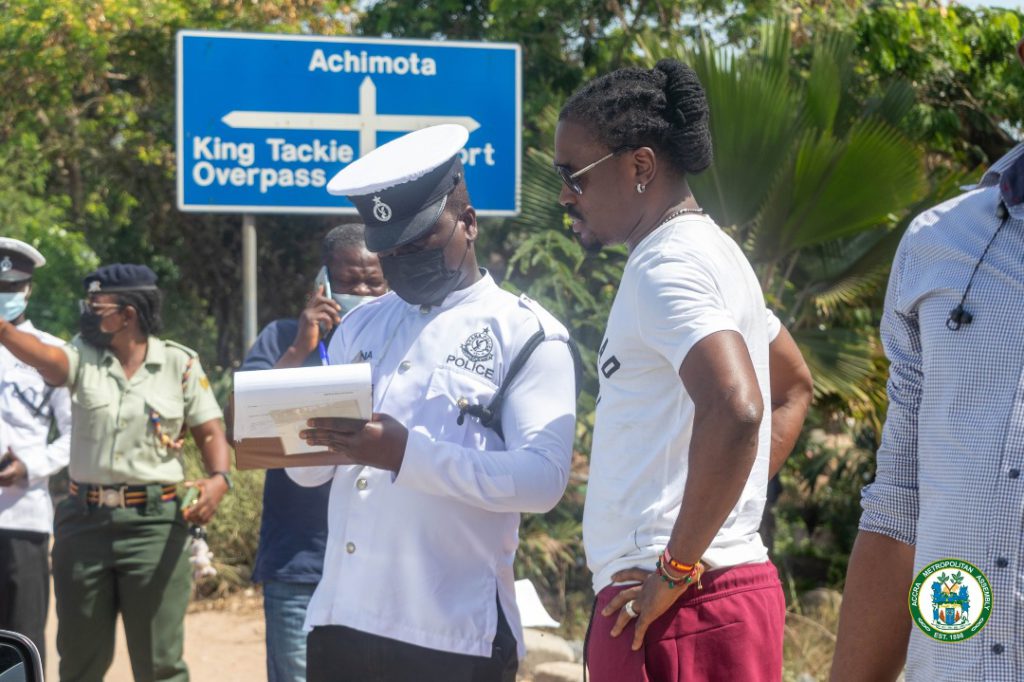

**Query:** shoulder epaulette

left=162, top=339, right=199, bottom=358
left=517, top=294, right=570, bottom=342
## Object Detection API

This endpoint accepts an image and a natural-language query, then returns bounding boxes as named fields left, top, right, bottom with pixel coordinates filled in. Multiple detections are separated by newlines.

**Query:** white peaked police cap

left=0, top=237, right=46, bottom=283
left=326, top=124, right=470, bottom=253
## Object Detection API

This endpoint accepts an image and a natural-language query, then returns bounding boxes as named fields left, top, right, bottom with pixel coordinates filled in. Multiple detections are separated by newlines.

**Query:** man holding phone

left=238, top=223, right=386, bottom=682
left=0, top=238, right=71, bottom=667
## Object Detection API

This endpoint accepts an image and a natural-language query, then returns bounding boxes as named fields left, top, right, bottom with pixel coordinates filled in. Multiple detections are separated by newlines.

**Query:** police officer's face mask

left=380, top=218, right=469, bottom=307
left=0, top=291, right=27, bottom=322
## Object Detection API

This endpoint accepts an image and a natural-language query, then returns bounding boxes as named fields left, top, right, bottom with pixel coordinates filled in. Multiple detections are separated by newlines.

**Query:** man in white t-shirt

left=555, top=61, right=813, bottom=681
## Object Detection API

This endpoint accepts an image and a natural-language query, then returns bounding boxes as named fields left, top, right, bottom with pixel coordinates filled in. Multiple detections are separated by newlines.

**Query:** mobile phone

left=314, top=265, right=332, bottom=300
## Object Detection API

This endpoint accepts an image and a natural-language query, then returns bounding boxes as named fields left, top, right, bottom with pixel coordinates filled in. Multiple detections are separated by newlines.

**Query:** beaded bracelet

left=655, top=558, right=704, bottom=590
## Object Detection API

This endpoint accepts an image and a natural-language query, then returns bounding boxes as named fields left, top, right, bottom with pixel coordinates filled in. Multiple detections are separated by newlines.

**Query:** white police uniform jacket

left=288, top=272, right=576, bottom=658
left=0, top=320, right=71, bottom=534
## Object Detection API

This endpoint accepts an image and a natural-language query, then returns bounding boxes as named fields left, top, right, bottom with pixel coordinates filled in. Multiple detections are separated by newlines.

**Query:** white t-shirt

left=583, top=214, right=778, bottom=593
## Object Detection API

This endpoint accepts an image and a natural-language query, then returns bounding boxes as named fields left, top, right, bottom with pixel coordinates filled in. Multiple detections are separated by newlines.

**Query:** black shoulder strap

left=457, top=329, right=583, bottom=441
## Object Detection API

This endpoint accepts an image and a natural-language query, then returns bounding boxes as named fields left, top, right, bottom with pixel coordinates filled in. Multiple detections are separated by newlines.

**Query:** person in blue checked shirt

left=832, top=38, right=1024, bottom=682
left=238, top=222, right=386, bottom=682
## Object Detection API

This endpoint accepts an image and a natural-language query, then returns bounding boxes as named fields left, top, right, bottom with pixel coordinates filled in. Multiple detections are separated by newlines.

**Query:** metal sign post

left=241, top=214, right=257, bottom=351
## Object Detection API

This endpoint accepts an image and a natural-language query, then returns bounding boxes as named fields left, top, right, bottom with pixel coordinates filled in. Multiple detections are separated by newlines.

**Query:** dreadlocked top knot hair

left=559, top=58, right=712, bottom=176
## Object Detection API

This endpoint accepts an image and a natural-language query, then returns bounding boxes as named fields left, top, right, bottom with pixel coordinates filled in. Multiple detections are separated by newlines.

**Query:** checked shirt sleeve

left=859, top=242, right=921, bottom=546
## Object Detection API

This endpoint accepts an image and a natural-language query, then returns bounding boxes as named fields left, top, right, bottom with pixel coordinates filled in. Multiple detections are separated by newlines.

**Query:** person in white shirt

left=554, top=61, right=813, bottom=681
left=0, top=238, right=72, bottom=667
left=286, top=124, right=578, bottom=682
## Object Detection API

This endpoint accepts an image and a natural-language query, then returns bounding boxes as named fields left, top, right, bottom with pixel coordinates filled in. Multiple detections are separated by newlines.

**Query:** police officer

left=0, top=238, right=72, bottom=666
left=243, top=223, right=386, bottom=682
left=287, top=125, right=579, bottom=682
left=0, top=263, right=232, bottom=682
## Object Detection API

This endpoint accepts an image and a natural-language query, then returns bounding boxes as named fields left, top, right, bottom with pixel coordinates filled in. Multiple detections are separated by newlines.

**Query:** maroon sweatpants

left=586, top=561, right=785, bottom=682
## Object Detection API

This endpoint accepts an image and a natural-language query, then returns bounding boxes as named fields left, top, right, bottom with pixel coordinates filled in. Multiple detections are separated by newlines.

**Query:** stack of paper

left=233, top=362, right=373, bottom=455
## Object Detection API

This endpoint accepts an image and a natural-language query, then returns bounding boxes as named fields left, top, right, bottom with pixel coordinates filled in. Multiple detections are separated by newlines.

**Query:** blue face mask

left=332, top=293, right=376, bottom=316
left=0, top=291, right=27, bottom=322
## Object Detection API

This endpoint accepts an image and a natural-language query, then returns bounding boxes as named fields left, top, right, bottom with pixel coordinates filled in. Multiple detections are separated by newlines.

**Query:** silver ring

left=624, top=600, right=638, bottom=618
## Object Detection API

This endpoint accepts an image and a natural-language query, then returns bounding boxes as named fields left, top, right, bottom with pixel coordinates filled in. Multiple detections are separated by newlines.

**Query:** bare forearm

left=831, top=531, right=914, bottom=681
left=768, top=400, right=808, bottom=478
left=666, top=406, right=761, bottom=564
left=767, top=327, right=813, bottom=478
left=192, top=420, right=231, bottom=474
left=0, top=320, right=69, bottom=385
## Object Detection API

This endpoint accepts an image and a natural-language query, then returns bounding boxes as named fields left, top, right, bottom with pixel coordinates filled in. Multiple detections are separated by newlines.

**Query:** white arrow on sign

left=221, top=76, right=481, bottom=157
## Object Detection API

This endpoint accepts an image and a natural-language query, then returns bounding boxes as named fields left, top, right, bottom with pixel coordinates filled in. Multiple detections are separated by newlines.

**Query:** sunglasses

left=554, top=146, right=635, bottom=195
left=78, top=299, right=123, bottom=315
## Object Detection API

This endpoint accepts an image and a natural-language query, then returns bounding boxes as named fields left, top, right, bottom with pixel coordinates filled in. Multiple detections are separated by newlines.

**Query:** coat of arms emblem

left=930, top=571, right=970, bottom=629
left=461, top=327, right=494, bottom=363
left=372, top=196, right=392, bottom=223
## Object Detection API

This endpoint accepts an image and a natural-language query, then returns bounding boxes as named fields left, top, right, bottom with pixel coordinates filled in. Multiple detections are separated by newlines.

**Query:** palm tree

left=646, top=22, right=933, bottom=409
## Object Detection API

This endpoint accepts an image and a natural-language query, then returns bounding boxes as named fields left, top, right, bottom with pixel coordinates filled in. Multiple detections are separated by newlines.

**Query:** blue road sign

left=176, top=31, right=521, bottom=215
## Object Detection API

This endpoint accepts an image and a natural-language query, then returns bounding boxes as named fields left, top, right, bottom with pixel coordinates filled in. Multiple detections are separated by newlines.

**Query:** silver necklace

left=656, top=206, right=705, bottom=229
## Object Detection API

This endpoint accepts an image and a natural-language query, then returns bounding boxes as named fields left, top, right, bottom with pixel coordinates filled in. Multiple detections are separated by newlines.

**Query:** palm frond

left=794, top=327, right=878, bottom=402
left=757, top=118, right=924, bottom=259
left=685, top=46, right=803, bottom=230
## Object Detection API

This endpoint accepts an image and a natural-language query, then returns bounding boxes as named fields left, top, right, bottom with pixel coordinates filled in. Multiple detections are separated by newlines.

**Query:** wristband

left=212, top=470, right=233, bottom=490
left=662, top=547, right=697, bottom=573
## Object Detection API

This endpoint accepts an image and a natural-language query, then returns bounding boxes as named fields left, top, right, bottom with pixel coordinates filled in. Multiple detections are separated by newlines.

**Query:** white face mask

left=0, top=291, right=27, bottom=322
left=332, top=293, right=375, bottom=316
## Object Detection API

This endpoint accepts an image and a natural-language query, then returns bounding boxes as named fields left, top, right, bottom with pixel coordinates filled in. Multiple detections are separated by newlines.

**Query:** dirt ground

left=43, top=589, right=268, bottom=682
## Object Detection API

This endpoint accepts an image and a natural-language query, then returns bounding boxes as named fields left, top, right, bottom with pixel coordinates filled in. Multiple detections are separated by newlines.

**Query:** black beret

left=83, top=264, right=159, bottom=294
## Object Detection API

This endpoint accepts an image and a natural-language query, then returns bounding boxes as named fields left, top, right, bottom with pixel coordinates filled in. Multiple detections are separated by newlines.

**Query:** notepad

left=233, top=363, right=372, bottom=455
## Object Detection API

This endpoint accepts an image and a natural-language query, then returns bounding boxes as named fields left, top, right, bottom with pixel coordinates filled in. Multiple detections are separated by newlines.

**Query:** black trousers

left=0, top=529, right=50, bottom=667
left=307, top=602, right=518, bottom=682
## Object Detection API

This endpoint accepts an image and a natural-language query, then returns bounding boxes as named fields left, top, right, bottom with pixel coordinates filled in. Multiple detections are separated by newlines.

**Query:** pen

left=318, top=340, right=330, bottom=366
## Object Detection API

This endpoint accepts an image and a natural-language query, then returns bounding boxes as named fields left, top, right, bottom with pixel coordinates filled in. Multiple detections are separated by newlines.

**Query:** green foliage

left=0, top=0, right=353, bottom=371
left=0, top=137, right=98, bottom=338
left=648, top=20, right=928, bottom=413
left=773, top=423, right=876, bottom=590
left=359, top=0, right=790, bottom=148
left=847, top=3, right=1024, bottom=168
